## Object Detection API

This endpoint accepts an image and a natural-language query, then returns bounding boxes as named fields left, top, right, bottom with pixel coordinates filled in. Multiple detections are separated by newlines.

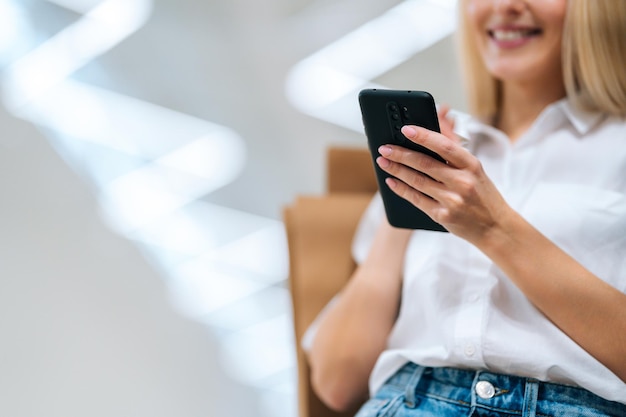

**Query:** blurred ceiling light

left=1, top=0, right=288, bottom=402
left=0, top=0, right=252, bottom=285
left=1, top=0, right=251, bottom=273
left=127, top=202, right=279, bottom=263
left=0, top=0, right=24, bottom=60
left=159, top=134, right=246, bottom=183
left=2, top=0, right=152, bottom=112
left=285, top=0, right=458, bottom=132
left=44, top=0, right=104, bottom=14
left=206, top=223, right=289, bottom=285
left=426, top=0, right=458, bottom=8
left=99, top=131, right=246, bottom=234
left=168, top=257, right=268, bottom=317
left=218, top=314, right=295, bottom=383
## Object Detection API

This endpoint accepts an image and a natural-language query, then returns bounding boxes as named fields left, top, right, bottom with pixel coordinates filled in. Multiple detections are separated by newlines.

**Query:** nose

left=493, top=0, right=527, bottom=14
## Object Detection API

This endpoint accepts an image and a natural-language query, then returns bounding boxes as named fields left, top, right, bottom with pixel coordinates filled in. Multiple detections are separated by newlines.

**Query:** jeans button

left=476, top=381, right=496, bottom=399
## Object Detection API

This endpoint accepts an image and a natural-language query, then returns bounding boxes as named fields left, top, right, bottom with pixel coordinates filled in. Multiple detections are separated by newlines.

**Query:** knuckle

left=433, top=207, right=452, bottom=224
left=398, top=147, right=416, bottom=163
left=408, top=190, right=425, bottom=208
left=455, top=173, right=478, bottom=199
left=393, top=179, right=421, bottom=206
left=436, top=193, right=464, bottom=224
left=418, top=153, right=439, bottom=171
left=466, top=159, right=484, bottom=175
left=446, top=193, right=465, bottom=214
left=440, top=140, right=456, bottom=155
left=396, top=182, right=410, bottom=199
left=457, top=178, right=475, bottom=196
left=409, top=170, right=428, bottom=190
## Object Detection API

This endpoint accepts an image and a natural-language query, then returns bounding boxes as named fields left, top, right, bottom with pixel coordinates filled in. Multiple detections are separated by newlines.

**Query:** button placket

left=453, top=246, right=490, bottom=366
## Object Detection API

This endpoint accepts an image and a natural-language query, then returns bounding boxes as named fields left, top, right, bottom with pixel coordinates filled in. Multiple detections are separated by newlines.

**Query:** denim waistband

left=383, top=363, right=626, bottom=416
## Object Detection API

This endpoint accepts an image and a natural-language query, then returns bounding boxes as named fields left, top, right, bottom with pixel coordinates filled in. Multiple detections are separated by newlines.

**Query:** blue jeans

left=355, top=363, right=626, bottom=417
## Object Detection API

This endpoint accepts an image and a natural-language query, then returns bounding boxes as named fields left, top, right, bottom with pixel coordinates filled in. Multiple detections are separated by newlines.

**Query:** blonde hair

left=563, top=0, right=626, bottom=116
left=457, top=0, right=626, bottom=119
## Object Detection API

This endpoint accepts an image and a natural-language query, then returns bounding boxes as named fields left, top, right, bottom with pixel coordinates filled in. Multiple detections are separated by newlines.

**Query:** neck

left=496, top=77, right=566, bottom=142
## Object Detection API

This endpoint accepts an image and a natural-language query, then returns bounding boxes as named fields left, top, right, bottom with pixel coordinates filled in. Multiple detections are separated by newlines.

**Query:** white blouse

left=351, top=99, right=626, bottom=404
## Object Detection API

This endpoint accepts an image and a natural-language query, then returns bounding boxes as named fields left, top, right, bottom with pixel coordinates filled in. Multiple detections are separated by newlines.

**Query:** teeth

left=491, top=29, right=534, bottom=41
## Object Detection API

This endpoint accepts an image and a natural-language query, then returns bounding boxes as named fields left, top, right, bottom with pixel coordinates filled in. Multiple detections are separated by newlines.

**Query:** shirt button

left=464, top=344, right=476, bottom=357
left=476, top=381, right=496, bottom=399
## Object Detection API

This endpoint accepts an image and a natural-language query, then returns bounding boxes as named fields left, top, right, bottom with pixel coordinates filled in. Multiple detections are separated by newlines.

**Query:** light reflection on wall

left=285, top=0, right=458, bottom=132
left=0, top=0, right=292, bottom=407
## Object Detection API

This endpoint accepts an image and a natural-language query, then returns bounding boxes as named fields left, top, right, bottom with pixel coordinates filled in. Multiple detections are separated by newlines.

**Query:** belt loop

left=522, top=379, right=539, bottom=417
left=404, top=365, right=427, bottom=408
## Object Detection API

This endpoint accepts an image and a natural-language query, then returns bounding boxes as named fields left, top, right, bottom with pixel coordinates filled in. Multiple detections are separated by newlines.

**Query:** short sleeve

left=351, top=192, right=385, bottom=264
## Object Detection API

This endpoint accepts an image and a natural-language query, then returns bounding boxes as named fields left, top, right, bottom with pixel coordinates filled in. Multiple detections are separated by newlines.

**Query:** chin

left=485, top=61, right=542, bottom=82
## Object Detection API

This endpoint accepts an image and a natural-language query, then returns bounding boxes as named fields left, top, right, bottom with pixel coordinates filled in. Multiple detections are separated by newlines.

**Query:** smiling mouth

left=488, top=28, right=542, bottom=41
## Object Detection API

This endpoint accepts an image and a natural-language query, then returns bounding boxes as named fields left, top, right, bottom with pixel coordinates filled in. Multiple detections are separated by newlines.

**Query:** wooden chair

left=283, top=147, right=377, bottom=417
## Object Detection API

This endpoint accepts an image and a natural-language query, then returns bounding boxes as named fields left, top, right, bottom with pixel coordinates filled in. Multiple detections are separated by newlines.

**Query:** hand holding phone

left=358, top=88, right=448, bottom=231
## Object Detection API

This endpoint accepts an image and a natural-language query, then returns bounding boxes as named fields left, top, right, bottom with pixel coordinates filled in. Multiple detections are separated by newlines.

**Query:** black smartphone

left=358, top=88, right=447, bottom=232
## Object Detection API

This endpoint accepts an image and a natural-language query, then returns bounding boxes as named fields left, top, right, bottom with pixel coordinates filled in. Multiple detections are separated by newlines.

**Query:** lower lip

left=490, top=35, right=538, bottom=49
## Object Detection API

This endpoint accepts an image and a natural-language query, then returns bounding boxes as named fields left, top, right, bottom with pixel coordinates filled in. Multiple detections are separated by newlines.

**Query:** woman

left=305, top=0, right=626, bottom=415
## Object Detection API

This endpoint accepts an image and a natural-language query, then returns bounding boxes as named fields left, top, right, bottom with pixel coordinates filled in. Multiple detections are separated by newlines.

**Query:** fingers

left=376, top=125, right=481, bottom=207
left=376, top=121, right=502, bottom=239
left=376, top=153, right=447, bottom=203
left=378, top=145, right=450, bottom=185
left=384, top=175, right=440, bottom=219
left=400, top=125, right=473, bottom=170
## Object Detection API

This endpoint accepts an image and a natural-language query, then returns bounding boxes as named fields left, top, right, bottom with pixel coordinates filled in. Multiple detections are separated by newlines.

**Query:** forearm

left=478, top=209, right=626, bottom=382
left=308, top=223, right=411, bottom=411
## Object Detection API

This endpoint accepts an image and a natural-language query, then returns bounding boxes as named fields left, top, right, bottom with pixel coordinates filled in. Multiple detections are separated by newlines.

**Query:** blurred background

left=0, top=0, right=465, bottom=416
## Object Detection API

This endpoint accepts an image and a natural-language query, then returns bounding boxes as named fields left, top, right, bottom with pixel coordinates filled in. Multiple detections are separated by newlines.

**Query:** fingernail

left=378, top=145, right=392, bottom=156
left=376, top=156, right=390, bottom=168
left=401, top=126, right=417, bottom=138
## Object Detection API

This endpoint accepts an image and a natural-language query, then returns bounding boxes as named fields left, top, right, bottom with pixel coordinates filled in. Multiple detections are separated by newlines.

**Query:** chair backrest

left=284, top=146, right=376, bottom=417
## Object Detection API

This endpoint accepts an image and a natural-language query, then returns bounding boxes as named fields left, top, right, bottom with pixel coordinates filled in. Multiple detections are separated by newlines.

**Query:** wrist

left=474, top=207, right=522, bottom=259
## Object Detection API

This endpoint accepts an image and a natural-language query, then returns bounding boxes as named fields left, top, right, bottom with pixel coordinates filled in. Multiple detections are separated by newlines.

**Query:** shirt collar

left=453, top=98, right=606, bottom=144
left=556, top=98, right=606, bottom=135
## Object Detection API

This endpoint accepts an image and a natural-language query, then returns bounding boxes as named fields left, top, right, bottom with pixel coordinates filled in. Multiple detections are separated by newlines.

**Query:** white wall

left=0, top=107, right=260, bottom=416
